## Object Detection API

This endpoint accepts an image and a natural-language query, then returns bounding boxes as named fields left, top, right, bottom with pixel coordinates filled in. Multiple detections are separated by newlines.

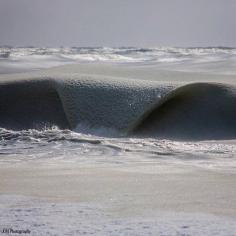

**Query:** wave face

left=0, top=79, right=69, bottom=130
left=0, top=75, right=174, bottom=133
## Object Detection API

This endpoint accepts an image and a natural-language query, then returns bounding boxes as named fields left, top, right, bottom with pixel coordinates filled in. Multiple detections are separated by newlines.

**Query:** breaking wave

left=1, top=76, right=236, bottom=141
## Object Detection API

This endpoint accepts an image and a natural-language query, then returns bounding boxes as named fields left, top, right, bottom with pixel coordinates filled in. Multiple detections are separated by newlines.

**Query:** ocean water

left=1, top=47, right=236, bottom=235
left=0, top=47, right=236, bottom=172
left=1, top=46, right=236, bottom=74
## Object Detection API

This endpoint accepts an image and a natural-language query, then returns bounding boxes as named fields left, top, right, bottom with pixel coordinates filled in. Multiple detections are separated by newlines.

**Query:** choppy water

left=1, top=46, right=236, bottom=74
left=0, top=127, right=236, bottom=172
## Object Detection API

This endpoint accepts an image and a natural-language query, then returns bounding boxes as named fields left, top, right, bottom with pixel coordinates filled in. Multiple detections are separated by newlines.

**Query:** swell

left=133, top=83, right=236, bottom=140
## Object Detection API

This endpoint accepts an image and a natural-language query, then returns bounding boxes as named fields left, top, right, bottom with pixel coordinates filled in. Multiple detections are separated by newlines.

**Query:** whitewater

left=1, top=47, right=236, bottom=236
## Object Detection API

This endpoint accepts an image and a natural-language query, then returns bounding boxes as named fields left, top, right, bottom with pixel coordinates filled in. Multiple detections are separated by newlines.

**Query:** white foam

left=1, top=127, right=236, bottom=172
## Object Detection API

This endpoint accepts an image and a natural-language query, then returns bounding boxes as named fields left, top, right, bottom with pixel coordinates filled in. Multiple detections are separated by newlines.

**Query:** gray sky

left=0, top=0, right=235, bottom=47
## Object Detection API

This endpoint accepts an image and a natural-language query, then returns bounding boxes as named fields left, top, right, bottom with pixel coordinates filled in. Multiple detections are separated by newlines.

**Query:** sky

left=0, top=0, right=235, bottom=47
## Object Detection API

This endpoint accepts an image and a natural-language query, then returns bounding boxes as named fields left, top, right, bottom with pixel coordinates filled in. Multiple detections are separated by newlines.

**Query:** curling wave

left=134, top=83, right=236, bottom=140
left=1, top=71, right=236, bottom=141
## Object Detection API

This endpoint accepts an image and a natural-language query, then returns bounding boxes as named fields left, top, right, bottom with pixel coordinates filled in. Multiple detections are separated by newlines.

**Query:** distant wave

left=0, top=47, right=236, bottom=63
left=1, top=47, right=236, bottom=75
left=1, top=73, right=236, bottom=140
